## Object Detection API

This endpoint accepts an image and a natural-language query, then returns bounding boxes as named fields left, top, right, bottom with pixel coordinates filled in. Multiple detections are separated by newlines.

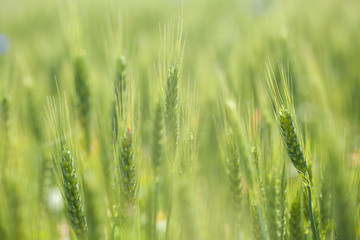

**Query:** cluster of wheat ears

left=0, top=15, right=359, bottom=240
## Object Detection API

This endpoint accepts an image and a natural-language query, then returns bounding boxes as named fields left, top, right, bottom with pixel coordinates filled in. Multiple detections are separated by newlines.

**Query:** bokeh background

left=0, top=0, right=360, bottom=239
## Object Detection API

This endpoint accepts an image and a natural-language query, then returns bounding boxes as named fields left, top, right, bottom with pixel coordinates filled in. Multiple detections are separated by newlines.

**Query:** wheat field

left=0, top=0, right=360, bottom=239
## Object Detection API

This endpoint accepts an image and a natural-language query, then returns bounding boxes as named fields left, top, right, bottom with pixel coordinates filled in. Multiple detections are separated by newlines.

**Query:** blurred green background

left=0, top=0, right=360, bottom=239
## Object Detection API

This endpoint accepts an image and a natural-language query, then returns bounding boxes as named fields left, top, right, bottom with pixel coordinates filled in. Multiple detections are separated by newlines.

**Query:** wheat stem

left=165, top=169, right=174, bottom=240
left=306, top=179, right=319, bottom=240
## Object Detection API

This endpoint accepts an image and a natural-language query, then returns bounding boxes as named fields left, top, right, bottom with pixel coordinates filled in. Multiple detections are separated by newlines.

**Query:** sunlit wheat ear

left=165, top=63, right=179, bottom=151
left=278, top=106, right=308, bottom=175
left=46, top=95, right=88, bottom=240
left=266, top=64, right=307, bottom=175
left=61, top=146, right=88, bottom=240
left=73, top=55, right=91, bottom=149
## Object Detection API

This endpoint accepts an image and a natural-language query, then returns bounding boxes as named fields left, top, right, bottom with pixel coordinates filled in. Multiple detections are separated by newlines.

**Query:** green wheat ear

left=165, top=63, right=179, bottom=151
left=152, top=100, right=164, bottom=171
left=278, top=106, right=308, bottom=175
left=46, top=95, right=88, bottom=240
left=73, top=55, right=91, bottom=149
left=113, top=56, right=127, bottom=141
left=61, top=146, right=88, bottom=239
left=118, top=127, right=138, bottom=221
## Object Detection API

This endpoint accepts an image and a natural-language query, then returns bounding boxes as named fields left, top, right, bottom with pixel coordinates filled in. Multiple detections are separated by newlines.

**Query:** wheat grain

left=164, top=63, right=179, bottom=151
left=61, top=146, right=88, bottom=240
left=118, top=127, right=137, bottom=221
left=278, top=106, right=307, bottom=175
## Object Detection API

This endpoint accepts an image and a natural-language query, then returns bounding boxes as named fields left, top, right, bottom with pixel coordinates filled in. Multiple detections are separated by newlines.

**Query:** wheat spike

left=164, top=63, right=179, bottom=151
left=152, top=100, right=164, bottom=171
left=61, top=146, right=88, bottom=239
left=279, top=162, right=287, bottom=240
left=113, top=56, right=127, bottom=141
left=278, top=106, right=307, bottom=175
left=118, top=127, right=137, bottom=221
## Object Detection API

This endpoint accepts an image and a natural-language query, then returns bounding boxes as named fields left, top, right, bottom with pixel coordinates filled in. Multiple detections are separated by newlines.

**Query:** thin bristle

left=152, top=100, right=164, bottom=170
